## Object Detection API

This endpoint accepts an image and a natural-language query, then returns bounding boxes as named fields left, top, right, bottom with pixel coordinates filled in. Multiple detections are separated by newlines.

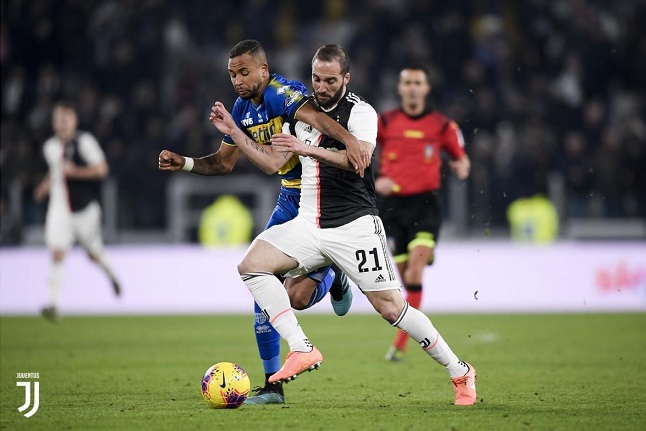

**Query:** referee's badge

left=425, top=144, right=434, bottom=161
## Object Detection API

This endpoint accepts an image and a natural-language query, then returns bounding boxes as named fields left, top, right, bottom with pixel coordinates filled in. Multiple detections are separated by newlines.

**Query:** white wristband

left=182, top=157, right=194, bottom=172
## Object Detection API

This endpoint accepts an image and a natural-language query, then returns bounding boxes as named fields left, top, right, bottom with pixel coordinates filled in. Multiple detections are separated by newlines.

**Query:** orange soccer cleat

left=268, top=347, right=323, bottom=384
left=451, top=362, right=477, bottom=405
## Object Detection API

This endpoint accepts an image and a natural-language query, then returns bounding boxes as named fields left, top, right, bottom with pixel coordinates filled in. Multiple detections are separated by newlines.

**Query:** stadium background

left=1, top=0, right=645, bottom=315
left=1, top=2, right=645, bottom=429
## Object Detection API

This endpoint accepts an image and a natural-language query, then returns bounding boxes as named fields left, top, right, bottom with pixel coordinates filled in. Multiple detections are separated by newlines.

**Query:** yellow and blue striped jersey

left=222, top=73, right=309, bottom=189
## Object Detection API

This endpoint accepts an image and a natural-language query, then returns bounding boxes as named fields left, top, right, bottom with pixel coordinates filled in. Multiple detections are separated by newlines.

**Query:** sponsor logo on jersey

left=246, top=117, right=284, bottom=144
left=285, top=90, right=303, bottom=107
left=241, top=112, right=253, bottom=126
left=403, top=129, right=424, bottom=139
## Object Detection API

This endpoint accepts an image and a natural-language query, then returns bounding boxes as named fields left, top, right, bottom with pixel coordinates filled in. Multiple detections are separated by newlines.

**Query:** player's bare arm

left=375, top=176, right=398, bottom=196
left=294, top=101, right=369, bottom=177
left=33, top=174, right=51, bottom=202
left=271, top=133, right=369, bottom=172
left=63, top=160, right=108, bottom=179
left=449, top=154, right=471, bottom=181
left=158, top=144, right=239, bottom=176
left=209, top=101, right=291, bottom=175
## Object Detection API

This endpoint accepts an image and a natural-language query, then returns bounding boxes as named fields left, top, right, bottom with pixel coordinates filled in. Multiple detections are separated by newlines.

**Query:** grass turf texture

left=1, top=313, right=645, bottom=430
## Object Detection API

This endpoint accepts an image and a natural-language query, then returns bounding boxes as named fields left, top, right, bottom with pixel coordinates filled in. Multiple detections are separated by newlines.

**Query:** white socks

left=393, top=302, right=469, bottom=378
left=95, top=255, right=118, bottom=284
left=47, top=254, right=120, bottom=308
left=48, top=261, right=64, bottom=307
left=242, top=272, right=312, bottom=352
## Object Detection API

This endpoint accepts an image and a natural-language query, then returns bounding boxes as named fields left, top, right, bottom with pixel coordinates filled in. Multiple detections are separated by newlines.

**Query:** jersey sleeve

left=265, top=79, right=309, bottom=121
left=441, top=120, right=467, bottom=160
left=78, top=132, right=106, bottom=165
left=348, top=102, right=378, bottom=146
left=42, top=138, right=57, bottom=167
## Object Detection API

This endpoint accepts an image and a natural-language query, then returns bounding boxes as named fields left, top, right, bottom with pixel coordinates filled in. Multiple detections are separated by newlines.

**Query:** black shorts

left=377, top=191, right=442, bottom=263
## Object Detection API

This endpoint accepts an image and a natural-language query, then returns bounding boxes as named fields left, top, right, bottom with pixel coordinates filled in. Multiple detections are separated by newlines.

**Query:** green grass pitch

left=1, top=313, right=645, bottom=430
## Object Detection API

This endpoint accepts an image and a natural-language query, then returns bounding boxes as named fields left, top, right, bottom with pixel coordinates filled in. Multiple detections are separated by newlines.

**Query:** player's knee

left=237, top=260, right=250, bottom=275
left=289, top=295, right=309, bottom=310
left=285, top=285, right=308, bottom=310
left=52, top=250, right=65, bottom=262
left=372, top=296, right=405, bottom=324
left=380, top=306, right=402, bottom=324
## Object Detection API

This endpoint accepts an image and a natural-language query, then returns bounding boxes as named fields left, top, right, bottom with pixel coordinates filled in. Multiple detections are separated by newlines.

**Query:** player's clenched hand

left=375, top=176, right=397, bottom=196
left=158, top=150, right=185, bottom=171
left=209, top=102, right=236, bottom=135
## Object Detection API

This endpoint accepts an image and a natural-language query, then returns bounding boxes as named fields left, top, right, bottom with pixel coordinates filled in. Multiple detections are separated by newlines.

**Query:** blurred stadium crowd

left=1, top=0, right=644, bottom=245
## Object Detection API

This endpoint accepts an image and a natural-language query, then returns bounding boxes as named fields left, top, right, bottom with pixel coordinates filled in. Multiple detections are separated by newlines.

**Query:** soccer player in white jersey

left=33, top=100, right=121, bottom=321
left=209, top=45, right=478, bottom=405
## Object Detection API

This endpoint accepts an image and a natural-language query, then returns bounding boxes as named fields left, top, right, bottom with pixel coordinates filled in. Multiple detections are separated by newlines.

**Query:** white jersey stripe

left=456, top=126, right=466, bottom=148
left=347, top=92, right=361, bottom=104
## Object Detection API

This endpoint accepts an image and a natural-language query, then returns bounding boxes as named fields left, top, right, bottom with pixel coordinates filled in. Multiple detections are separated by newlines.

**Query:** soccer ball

left=201, top=362, right=251, bottom=409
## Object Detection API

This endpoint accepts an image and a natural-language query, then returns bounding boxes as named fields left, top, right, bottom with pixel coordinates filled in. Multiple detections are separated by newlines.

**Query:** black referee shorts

left=377, top=191, right=442, bottom=262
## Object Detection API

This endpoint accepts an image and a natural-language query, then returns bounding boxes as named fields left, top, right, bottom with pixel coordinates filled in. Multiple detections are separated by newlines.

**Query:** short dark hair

left=401, top=65, right=429, bottom=80
left=312, top=44, right=350, bottom=75
left=53, top=99, right=78, bottom=114
left=229, top=39, right=266, bottom=62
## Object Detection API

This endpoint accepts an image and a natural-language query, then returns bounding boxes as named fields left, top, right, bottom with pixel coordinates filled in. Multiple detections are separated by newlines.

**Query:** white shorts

left=45, top=201, right=104, bottom=254
left=257, top=214, right=401, bottom=292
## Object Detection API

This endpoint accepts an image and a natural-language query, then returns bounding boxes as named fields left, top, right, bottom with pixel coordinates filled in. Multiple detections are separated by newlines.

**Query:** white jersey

left=258, top=90, right=400, bottom=291
left=42, top=131, right=106, bottom=252
left=43, top=131, right=105, bottom=213
left=291, top=91, right=379, bottom=228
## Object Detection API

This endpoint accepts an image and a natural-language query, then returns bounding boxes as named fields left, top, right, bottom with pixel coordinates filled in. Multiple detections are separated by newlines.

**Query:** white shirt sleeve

left=42, top=138, right=59, bottom=168
left=78, top=132, right=106, bottom=166
left=347, top=102, right=378, bottom=146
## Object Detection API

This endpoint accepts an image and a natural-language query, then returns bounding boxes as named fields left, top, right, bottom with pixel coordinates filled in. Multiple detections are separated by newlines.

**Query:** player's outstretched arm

left=63, top=160, right=109, bottom=180
left=158, top=145, right=240, bottom=176
left=294, top=102, right=370, bottom=177
left=209, top=101, right=291, bottom=175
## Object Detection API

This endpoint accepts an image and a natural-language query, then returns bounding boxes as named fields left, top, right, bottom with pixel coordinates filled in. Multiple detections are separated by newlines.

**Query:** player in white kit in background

left=34, top=100, right=121, bottom=321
